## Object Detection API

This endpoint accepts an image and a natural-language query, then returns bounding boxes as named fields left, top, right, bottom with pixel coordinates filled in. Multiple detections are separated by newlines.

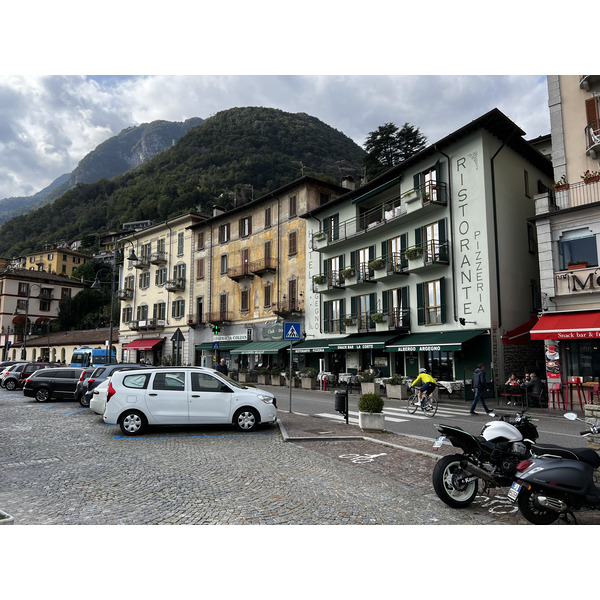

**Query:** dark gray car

left=80, top=363, right=149, bottom=406
left=22, top=367, right=89, bottom=402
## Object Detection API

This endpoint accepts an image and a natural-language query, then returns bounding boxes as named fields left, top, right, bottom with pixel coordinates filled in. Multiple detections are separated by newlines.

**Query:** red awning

left=530, top=311, right=600, bottom=340
left=501, top=317, right=538, bottom=345
left=122, top=338, right=164, bottom=350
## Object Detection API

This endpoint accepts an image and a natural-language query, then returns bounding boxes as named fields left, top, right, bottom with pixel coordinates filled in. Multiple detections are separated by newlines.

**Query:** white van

left=103, top=367, right=277, bottom=436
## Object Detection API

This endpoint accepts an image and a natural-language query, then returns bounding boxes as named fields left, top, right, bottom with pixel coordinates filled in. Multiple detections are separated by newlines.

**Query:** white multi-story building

left=301, top=108, right=553, bottom=396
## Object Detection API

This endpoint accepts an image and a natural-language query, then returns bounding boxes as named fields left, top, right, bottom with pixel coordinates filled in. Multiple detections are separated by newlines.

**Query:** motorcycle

left=508, top=412, right=600, bottom=524
left=432, top=409, right=539, bottom=508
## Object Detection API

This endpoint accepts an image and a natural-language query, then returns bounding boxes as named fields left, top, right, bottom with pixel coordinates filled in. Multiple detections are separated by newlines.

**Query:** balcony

left=404, top=241, right=449, bottom=271
left=250, top=257, right=277, bottom=276
left=272, top=299, right=303, bottom=318
left=117, top=288, right=133, bottom=300
left=311, top=182, right=447, bottom=251
left=547, top=179, right=600, bottom=212
left=133, top=256, right=150, bottom=269
left=312, top=271, right=344, bottom=293
left=372, top=253, right=409, bottom=280
left=186, top=313, right=202, bottom=327
left=580, top=75, right=600, bottom=91
left=136, top=318, right=165, bottom=330
left=227, top=264, right=254, bottom=283
left=206, top=311, right=232, bottom=324
left=371, top=309, right=411, bottom=332
left=150, top=251, right=167, bottom=265
left=165, top=277, right=186, bottom=292
left=585, top=120, right=600, bottom=159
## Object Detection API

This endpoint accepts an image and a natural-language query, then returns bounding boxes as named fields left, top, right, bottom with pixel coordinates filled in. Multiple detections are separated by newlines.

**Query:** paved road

left=1, top=385, right=598, bottom=527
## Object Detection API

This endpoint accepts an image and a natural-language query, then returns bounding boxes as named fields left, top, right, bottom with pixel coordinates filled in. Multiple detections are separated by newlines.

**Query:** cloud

left=0, top=74, right=550, bottom=199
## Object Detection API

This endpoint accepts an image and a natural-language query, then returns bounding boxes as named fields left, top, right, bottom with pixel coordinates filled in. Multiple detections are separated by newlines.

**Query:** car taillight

left=516, top=460, right=533, bottom=472
left=107, top=382, right=116, bottom=402
left=87, top=379, right=95, bottom=385
left=79, top=372, right=86, bottom=381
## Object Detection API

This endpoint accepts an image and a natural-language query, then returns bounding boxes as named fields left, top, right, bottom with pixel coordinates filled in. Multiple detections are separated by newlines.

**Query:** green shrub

left=359, top=371, right=375, bottom=382
left=383, top=375, right=403, bottom=385
left=299, top=367, right=317, bottom=379
left=358, top=393, right=384, bottom=413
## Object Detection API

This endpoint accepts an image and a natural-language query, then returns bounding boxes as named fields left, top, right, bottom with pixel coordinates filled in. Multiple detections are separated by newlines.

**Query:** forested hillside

left=0, top=107, right=365, bottom=256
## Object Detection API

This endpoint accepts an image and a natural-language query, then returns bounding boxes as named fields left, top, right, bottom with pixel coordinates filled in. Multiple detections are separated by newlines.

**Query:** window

left=219, top=294, right=228, bottom=319
left=423, top=222, right=439, bottom=262
left=191, top=372, right=222, bottom=392
left=125, top=275, right=135, bottom=289
left=17, top=299, right=27, bottom=310
left=524, top=170, right=530, bottom=198
left=141, top=244, right=151, bottom=262
left=155, top=267, right=167, bottom=285
left=288, top=231, right=298, bottom=256
left=153, top=302, right=166, bottom=320
left=220, top=254, right=228, bottom=274
left=426, top=280, right=442, bottom=324
left=288, top=279, right=297, bottom=310
left=219, top=223, right=230, bottom=243
left=39, top=299, right=51, bottom=312
left=136, top=304, right=149, bottom=321
left=153, top=371, right=185, bottom=391
left=177, top=232, right=184, bottom=256
left=289, top=195, right=297, bottom=218
left=62, top=265, right=67, bottom=273
left=387, top=287, right=409, bottom=328
left=325, top=299, right=343, bottom=333
left=123, top=373, right=150, bottom=389
left=264, top=283, right=272, bottom=308
left=29, top=256, right=35, bottom=264
left=47, top=253, right=53, bottom=260
left=139, top=270, right=150, bottom=289
left=122, top=306, right=133, bottom=322
left=425, top=350, right=454, bottom=381
left=62, top=254, right=67, bottom=262
left=173, top=263, right=186, bottom=280
left=18, top=283, right=28, bottom=296
left=323, top=214, right=340, bottom=241
left=197, top=232, right=205, bottom=249
left=241, top=289, right=249, bottom=312
left=264, top=240, right=272, bottom=264
left=171, top=298, right=185, bottom=318
left=239, top=216, right=252, bottom=238
left=264, top=207, right=272, bottom=229
left=196, top=297, right=204, bottom=323
left=61, top=288, right=71, bottom=299
left=157, top=238, right=165, bottom=254
left=358, top=294, right=371, bottom=329
left=559, top=229, right=598, bottom=269
left=196, top=258, right=205, bottom=279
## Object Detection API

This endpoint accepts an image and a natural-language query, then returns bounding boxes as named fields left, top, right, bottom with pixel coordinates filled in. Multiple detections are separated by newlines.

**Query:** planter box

left=584, top=176, right=599, bottom=184
left=0, top=509, right=14, bottom=525
left=238, top=373, right=250, bottom=383
left=257, top=375, right=271, bottom=386
left=270, top=375, right=285, bottom=386
left=344, top=323, right=358, bottom=334
left=568, top=263, right=588, bottom=270
left=359, top=411, right=385, bottom=432
left=361, top=382, right=377, bottom=395
left=375, top=320, right=389, bottom=332
left=301, top=377, right=317, bottom=390
left=385, top=384, right=405, bottom=400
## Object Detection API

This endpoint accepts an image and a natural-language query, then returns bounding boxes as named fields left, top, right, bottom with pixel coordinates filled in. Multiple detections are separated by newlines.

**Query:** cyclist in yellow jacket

left=411, top=368, right=437, bottom=406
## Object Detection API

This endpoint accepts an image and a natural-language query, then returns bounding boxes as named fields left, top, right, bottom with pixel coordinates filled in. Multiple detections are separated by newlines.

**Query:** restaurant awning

left=230, top=340, right=293, bottom=355
left=292, top=339, right=333, bottom=353
left=530, top=311, right=600, bottom=340
left=122, top=338, right=164, bottom=350
left=195, top=342, right=245, bottom=351
left=329, top=333, right=402, bottom=350
left=387, top=329, right=488, bottom=352
left=501, top=317, right=539, bottom=345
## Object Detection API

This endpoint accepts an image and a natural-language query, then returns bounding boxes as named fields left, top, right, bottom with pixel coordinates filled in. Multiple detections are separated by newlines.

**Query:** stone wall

left=502, top=342, right=545, bottom=380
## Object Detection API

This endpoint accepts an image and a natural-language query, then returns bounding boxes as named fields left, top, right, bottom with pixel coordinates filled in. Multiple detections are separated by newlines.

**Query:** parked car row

left=1, top=363, right=278, bottom=437
left=1, top=361, right=61, bottom=390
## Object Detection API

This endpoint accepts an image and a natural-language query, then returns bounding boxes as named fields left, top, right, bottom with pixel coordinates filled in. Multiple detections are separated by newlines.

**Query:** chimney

left=341, top=176, right=356, bottom=191
left=212, top=205, right=226, bottom=217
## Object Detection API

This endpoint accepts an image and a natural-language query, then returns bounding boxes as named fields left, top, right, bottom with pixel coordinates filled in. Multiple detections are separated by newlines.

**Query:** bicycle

left=406, top=387, right=438, bottom=417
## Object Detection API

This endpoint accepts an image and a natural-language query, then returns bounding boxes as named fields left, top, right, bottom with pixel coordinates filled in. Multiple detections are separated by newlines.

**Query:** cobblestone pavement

left=1, top=389, right=597, bottom=526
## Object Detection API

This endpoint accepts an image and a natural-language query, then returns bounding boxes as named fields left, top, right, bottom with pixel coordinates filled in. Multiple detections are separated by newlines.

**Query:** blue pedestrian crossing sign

left=283, top=322, right=301, bottom=341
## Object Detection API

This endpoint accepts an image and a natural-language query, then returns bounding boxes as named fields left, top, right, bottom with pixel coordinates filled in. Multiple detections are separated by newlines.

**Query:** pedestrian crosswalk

left=315, top=403, right=472, bottom=425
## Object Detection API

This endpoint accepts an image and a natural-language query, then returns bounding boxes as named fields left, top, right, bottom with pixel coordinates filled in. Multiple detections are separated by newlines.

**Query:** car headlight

left=257, top=394, right=274, bottom=404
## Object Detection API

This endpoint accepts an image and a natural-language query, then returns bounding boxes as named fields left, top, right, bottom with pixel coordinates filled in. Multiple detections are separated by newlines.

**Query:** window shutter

left=350, top=251, right=357, bottom=268
left=401, top=233, right=408, bottom=252
left=401, top=286, right=409, bottom=308
left=369, top=245, right=375, bottom=261
left=434, top=160, right=441, bottom=183
left=323, top=301, right=330, bottom=333
left=416, top=282, right=425, bottom=325
left=332, top=214, right=339, bottom=240
left=439, top=277, right=446, bottom=323
left=382, top=290, right=388, bottom=313
left=381, top=240, right=388, bottom=262
left=248, top=216, right=252, bottom=236
left=438, top=218, right=448, bottom=261
left=415, top=227, right=422, bottom=249
left=586, top=97, right=600, bottom=125
left=413, top=173, right=421, bottom=192
left=350, top=296, right=357, bottom=318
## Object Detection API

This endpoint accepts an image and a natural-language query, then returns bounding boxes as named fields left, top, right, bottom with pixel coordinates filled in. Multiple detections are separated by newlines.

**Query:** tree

left=363, top=121, right=427, bottom=179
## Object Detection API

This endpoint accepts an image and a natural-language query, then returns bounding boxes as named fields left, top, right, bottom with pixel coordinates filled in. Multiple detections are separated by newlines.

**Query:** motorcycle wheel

left=432, top=454, right=478, bottom=508
left=516, top=486, right=560, bottom=525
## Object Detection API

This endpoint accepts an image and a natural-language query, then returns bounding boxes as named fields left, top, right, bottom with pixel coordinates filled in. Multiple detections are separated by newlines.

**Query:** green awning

left=387, top=329, right=488, bottom=352
left=329, top=333, right=403, bottom=350
left=292, top=339, right=333, bottom=353
left=230, top=340, right=293, bottom=355
left=351, top=177, right=400, bottom=204
left=195, top=342, right=245, bottom=351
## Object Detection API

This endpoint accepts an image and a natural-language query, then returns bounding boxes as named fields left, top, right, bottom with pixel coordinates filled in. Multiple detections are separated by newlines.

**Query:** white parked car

left=90, top=378, right=110, bottom=415
left=103, top=367, right=278, bottom=436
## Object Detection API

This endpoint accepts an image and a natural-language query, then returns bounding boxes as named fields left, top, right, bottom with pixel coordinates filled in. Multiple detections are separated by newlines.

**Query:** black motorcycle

left=508, top=412, right=600, bottom=524
left=432, top=409, right=539, bottom=508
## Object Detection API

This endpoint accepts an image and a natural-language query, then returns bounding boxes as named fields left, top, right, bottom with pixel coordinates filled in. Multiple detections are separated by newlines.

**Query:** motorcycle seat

left=532, top=443, right=600, bottom=469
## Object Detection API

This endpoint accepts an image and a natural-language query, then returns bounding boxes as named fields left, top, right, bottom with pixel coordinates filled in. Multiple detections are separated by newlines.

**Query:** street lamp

left=92, top=242, right=138, bottom=364
left=12, top=282, right=42, bottom=361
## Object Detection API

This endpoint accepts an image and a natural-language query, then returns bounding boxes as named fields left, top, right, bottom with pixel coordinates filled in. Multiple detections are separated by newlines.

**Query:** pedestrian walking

left=216, top=358, right=228, bottom=375
left=470, top=363, right=492, bottom=415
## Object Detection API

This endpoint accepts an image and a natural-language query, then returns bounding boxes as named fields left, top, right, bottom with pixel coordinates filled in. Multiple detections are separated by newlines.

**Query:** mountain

left=0, top=107, right=366, bottom=256
left=0, top=118, right=203, bottom=226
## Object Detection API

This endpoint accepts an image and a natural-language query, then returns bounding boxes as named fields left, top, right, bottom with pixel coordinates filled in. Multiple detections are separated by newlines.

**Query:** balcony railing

left=117, top=288, right=133, bottom=300
left=206, top=311, right=232, bottom=323
left=551, top=179, right=600, bottom=211
left=165, top=277, right=186, bottom=291
left=272, top=300, right=303, bottom=317
left=311, top=182, right=447, bottom=249
left=150, top=251, right=167, bottom=265
left=227, top=264, right=254, bottom=282
left=133, top=257, right=151, bottom=269
left=585, top=120, right=600, bottom=158
left=250, top=257, right=277, bottom=276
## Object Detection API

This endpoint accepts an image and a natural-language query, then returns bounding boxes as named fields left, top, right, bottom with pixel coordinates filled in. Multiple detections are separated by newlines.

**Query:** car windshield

left=217, top=373, right=249, bottom=390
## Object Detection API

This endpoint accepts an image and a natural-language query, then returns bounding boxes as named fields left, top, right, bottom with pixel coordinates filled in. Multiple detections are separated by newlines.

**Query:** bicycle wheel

left=406, top=393, right=418, bottom=414
left=422, top=395, right=438, bottom=417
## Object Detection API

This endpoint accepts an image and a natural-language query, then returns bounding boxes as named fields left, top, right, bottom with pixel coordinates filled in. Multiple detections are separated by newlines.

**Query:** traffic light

left=212, top=324, right=219, bottom=334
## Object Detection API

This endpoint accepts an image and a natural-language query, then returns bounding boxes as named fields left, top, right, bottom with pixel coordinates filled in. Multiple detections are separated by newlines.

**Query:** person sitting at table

left=522, top=372, right=543, bottom=397
left=505, top=373, right=521, bottom=386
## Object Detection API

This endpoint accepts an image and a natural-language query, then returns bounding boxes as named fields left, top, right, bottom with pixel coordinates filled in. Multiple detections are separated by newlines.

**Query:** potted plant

left=238, top=367, right=250, bottom=383
left=368, top=258, right=385, bottom=271
left=553, top=174, right=569, bottom=190
left=255, top=366, right=271, bottom=386
left=359, top=371, right=377, bottom=394
left=299, top=366, right=318, bottom=389
left=340, top=267, right=356, bottom=279
left=404, top=246, right=423, bottom=261
left=283, top=366, right=300, bottom=387
left=358, top=393, right=385, bottom=431
left=371, top=312, right=385, bottom=323
left=581, top=169, right=600, bottom=184
left=384, top=375, right=405, bottom=399
left=269, top=365, right=285, bottom=386
left=313, top=274, right=328, bottom=286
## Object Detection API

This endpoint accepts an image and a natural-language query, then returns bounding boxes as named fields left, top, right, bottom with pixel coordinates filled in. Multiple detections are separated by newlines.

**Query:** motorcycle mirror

left=564, top=412, right=578, bottom=421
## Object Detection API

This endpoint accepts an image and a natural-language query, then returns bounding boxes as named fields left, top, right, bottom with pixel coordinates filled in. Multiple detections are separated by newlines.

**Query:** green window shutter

left=416, top=282, right=425, bottom=325
left=350, top=251, right=357, bottom=268
left=340, top=298, right=345, bottom=317
left=438, top=218, right=448, bottom=261
left=369, top=245, right=375, bottom=261
left=369, top=292, right=376, bottom=313
left=332, top=214, right=340, bottom=241
left=339, top=254, right=345, bottom=270
left=350, top=296, right=357, bottom=318
left=401, top=233, right=407, bottom=252
left=415, top=227, right=422, bottom=249
left=323, top=301, right=330, bottom=333
left=381, top=240, right=388, bottom=262
left=323, top=260, right=330, bottom=276
left=401, top=286, right=409, bottom=307
left=434, top=160, right=441, bottom=182
left=413, top=172, right=421, bottom=192
left=439, top=277, right=446, bottom=323
left=382, top=290, right=389, bottom=313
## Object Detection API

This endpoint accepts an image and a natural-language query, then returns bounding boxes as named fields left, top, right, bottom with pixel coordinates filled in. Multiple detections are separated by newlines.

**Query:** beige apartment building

left=22, top=246, right=91, bottom=276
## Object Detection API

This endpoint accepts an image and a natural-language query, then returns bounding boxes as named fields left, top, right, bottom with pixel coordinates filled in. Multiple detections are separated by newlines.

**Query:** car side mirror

left=220, top=385, right=233, bottom=393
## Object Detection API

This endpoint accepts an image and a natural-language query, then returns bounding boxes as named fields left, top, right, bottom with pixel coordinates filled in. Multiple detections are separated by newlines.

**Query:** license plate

left=507, top=482, right=521, bottom=502
left=433, top=436, right=446, bottom=450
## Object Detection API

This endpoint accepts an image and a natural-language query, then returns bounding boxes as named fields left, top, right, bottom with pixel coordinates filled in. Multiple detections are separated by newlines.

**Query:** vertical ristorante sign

left=454, top=151, right=489, bottom=323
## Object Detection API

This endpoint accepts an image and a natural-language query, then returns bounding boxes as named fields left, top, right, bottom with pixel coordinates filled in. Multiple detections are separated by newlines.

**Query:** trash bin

left=334, top=389, right=347, bottom=412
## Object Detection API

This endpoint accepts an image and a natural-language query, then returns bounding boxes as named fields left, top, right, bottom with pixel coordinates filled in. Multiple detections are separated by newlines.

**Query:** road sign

left=171, top=328, right=185, bottom=343
left=283, top=322, right=301, bottom=341
left=212, top=342, right=220, bottom=350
